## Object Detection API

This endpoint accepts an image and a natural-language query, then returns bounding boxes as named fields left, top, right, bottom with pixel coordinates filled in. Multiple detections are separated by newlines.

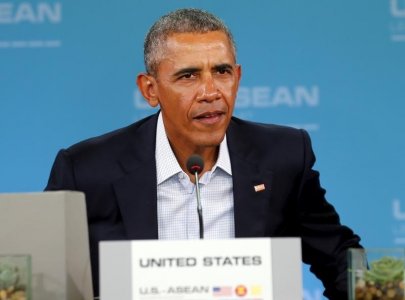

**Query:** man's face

left=152, top=31, right=241, bottom=153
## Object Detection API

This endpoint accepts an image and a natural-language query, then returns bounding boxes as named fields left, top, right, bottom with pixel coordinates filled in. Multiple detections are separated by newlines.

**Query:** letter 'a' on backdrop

left=0, top=191, right=93, bottom=300
left=100, top=238, right=302, bottom=300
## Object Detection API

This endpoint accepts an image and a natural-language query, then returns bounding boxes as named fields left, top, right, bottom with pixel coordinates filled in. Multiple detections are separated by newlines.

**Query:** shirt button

left=178, top=173, right=184, bottom=179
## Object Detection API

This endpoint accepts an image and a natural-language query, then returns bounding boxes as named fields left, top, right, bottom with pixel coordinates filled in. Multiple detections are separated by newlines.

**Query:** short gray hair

left=144, top=8, right=236, bottom=76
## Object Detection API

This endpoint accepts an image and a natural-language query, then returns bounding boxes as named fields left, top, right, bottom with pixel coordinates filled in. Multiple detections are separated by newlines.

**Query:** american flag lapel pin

left=254, top=183, right=266, bottom=192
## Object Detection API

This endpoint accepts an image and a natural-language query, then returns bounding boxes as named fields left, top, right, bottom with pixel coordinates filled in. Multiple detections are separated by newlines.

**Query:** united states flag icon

left=213, top=286, right=232, bottom=296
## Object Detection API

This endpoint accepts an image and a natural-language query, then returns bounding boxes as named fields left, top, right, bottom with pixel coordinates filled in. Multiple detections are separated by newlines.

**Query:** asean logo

left=235, top=285, right=247, bottom=297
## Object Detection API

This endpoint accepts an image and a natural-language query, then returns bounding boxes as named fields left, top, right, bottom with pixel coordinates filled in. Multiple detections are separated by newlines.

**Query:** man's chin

left=193, top=133, right=226, bottom=148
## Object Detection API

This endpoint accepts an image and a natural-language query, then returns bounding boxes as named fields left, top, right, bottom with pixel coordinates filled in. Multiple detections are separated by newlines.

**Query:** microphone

left=186, top=155, right=204, bottom=239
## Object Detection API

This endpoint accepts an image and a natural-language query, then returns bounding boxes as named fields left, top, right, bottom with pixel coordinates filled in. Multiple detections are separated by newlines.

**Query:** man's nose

left=196, top=73, right=221, bottom=102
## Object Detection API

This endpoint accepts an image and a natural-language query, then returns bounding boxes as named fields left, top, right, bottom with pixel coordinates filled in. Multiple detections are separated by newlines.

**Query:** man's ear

left=235, top=64, right=242, bottom=87
left=136, top=73, right=159, bottom=107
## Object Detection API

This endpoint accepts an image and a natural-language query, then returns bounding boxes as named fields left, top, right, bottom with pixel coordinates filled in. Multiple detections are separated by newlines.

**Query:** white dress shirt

left=155, top=113, right=235, bottom=239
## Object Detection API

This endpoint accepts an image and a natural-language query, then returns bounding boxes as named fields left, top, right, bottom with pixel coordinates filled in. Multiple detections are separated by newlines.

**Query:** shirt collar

left=155, top=112, right=232, bottom=185
left=214, top=134, right=232, bottom=176
left=155, top=113, right=182, bottom=185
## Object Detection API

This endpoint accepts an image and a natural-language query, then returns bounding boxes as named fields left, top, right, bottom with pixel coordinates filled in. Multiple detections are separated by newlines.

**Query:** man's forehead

left=159, top=31, right=235, bottom=61
left=151, top=31, right=236, bottom=77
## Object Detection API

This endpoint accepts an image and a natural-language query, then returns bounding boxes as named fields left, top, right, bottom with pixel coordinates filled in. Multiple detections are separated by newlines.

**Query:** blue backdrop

left=1, top=1, right=405, bottom=299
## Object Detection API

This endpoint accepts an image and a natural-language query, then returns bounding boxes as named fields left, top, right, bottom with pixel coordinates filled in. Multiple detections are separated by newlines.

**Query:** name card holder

left=100, top=238, right=302, bottom=300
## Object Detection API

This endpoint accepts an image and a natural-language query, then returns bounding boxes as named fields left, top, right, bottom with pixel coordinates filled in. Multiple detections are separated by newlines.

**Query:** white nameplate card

left=100, top=238, right=302, bottom=300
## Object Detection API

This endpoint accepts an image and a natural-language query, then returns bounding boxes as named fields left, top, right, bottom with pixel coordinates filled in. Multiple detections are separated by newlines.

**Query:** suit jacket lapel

left=227, top=119, right=273, bottom=237
left=113, top=114, right=159, bottom=240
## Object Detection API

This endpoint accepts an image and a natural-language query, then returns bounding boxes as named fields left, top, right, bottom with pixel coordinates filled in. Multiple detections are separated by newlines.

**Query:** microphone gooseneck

left=186, top=155, right=204, bottom=239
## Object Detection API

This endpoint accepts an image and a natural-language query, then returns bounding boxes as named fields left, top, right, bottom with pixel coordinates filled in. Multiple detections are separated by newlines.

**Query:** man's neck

left=168, top=141, right=219, bottom=182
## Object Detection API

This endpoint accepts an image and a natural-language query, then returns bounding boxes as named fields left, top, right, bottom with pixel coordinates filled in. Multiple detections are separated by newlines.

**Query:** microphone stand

left=187, top=154, right=205, bottom=239
left=194, top=171, right=204, bottom=239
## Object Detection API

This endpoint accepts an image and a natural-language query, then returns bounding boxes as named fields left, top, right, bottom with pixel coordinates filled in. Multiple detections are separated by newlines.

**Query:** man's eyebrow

left=172, top=67, right=201, bottom=77
left=212, top=63, right=233, bottom=71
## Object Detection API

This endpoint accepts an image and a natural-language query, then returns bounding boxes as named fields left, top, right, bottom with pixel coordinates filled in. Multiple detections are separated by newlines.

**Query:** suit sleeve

left=45, top=149, right=78, bottom=191
left=297, top=129, right=362, bottom=300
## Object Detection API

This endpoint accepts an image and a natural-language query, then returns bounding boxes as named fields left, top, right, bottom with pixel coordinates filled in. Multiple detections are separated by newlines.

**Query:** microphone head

left=186, top=154, right=204, bottom=175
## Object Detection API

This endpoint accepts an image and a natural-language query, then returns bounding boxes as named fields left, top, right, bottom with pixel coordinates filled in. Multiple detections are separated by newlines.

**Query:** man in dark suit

left=46, top=8, right=361, bottom=299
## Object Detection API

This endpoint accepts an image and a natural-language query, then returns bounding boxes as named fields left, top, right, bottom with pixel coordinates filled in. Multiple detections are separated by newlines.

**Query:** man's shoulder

left=227, top=117, right=313, bottom=166
left=64, top=113, right=157, bottom=158
left=229, top=116, right=305, bottom=138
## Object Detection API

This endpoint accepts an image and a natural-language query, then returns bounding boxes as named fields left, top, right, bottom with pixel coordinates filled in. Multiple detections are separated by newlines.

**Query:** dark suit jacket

left=45, top=113, right=361, bottom=299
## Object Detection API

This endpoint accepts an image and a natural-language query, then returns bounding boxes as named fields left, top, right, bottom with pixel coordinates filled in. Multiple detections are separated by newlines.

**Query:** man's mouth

left=193, top=111, right=225, bottom=124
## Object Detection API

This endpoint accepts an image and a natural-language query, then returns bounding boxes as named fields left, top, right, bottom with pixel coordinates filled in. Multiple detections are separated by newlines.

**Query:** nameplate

left=100, top=238, right=302, bottom=300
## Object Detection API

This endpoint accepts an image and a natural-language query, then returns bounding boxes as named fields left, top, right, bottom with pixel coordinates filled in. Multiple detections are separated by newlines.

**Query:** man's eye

left=217, top=67, right=231, bottom=74
left=179, top=73, right=195, bottom=79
